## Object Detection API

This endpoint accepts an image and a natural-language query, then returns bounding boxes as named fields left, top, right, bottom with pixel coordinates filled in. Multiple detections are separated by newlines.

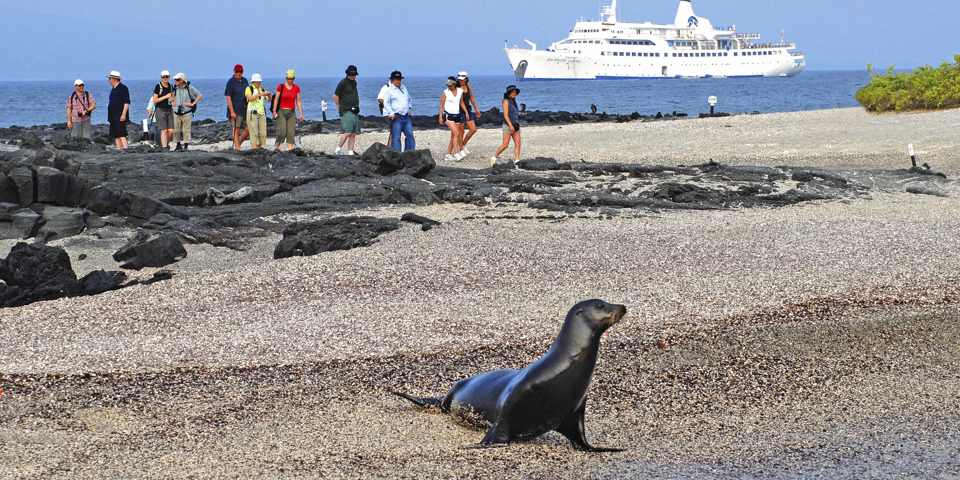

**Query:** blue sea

left=0, top=71, right=870, bottom=129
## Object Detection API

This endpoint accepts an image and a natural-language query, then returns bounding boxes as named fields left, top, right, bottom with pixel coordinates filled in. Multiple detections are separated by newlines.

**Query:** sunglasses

left=162, top=76, right=170, bottom=78
left=76, top=84, right=84, bottom=87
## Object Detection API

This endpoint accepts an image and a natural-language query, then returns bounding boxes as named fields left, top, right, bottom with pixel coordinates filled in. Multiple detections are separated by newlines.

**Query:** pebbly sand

left=2, top=107, right=960, bottom=478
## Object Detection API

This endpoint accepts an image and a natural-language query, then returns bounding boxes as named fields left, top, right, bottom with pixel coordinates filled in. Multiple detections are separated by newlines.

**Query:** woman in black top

left=491, top=85, right=521, bottom=167
left=456, top=72, right=481, bottom=157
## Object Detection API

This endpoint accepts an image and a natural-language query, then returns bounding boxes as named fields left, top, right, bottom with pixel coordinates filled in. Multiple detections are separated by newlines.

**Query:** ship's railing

left=736, top=33, right=761, bottom=39
left=714, top=26, right=736, bottom=31
left=791, top=52, right=804, bottom=57
left=743, top=42, right=795, bottom=49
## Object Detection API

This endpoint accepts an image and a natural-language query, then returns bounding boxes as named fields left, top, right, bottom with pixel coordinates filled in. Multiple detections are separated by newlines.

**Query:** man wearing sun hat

left=382, top=70, right=415, bottom=152
left=107, top=71, right=130, bottom=151
left=66, top=79, right=96, bottom=139
left=171, top=73, right=203, bottom=151
left=224, top=64, right=250, bottom=149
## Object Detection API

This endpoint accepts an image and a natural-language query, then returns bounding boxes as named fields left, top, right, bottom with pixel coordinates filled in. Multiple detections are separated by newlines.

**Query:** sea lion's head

left=572, top=299, right=627, bottom=331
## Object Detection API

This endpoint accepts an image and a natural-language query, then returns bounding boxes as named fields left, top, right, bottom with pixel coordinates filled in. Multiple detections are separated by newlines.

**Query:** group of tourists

left=67, top=65, right=524, bottom=165
left=225, top=65, right=304, bottom=151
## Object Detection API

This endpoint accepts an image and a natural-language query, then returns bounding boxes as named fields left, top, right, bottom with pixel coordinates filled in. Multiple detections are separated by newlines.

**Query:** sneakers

left=444, top=154, right=456, bottom=162
left=462, top=147, right=470, bottom=156
left=334, top=147, right=343, bottom=155
left=490, top=156, right=497, bottom=167
left=347, top=150, right=355, bottom=156
left=454, top=151, right=465, bottom=162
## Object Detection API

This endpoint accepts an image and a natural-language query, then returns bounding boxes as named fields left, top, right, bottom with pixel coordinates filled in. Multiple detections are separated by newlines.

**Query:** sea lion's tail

left=390, top=391, right=443, bottom=408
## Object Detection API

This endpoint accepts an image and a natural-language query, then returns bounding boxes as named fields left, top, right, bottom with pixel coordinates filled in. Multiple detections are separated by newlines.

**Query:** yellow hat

left=286, top=69, right=296, bottom=79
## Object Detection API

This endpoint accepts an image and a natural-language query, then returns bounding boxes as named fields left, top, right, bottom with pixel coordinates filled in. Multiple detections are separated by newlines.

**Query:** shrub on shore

left=855, top=54, right=960, bottom=113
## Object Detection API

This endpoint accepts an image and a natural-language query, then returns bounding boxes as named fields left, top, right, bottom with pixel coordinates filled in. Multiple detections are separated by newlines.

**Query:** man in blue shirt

left=382, top=70, right=414, bottom=152
left=107, top=71, right=130, bottom=152
left=224, top=64, right=250, bottom=149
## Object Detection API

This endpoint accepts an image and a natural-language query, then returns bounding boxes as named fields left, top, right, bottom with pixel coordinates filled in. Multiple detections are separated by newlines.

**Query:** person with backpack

left=153, top=70, right=176, bottom=150
left=66, top=79, right=96, bottom=139
left=171, top=73, right=203, bottom=151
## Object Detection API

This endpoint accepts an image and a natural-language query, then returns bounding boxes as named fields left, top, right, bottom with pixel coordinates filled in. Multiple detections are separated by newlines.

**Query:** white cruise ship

left=504, top=0, right=805, bottom=80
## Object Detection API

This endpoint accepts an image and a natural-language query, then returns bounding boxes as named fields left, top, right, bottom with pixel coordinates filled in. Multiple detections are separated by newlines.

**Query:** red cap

left=234, top=64, right=244, bottom=73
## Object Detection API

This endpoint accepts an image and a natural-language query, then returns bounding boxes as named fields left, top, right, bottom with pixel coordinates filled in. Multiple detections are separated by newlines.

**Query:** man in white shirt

left=382, top=70, right=415, bottom=152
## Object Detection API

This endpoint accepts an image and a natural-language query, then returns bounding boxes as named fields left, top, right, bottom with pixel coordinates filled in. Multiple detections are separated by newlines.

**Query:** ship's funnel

left=674, top=0, right=713, bottom=32
left=602, top=0, right=618, bottom=24
left=674, top=0, right=695, bottom=27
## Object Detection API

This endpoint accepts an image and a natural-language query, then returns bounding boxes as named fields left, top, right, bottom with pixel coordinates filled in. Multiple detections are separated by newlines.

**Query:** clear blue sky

left=2, top=0, right=958, bottom=81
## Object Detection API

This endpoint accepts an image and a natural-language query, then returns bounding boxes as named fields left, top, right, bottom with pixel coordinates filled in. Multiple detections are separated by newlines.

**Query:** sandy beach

left=2, top=107, right=960, bottom=478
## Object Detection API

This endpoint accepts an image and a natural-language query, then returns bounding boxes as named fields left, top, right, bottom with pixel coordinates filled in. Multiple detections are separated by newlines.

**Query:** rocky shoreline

left=2, top=107, right=960, bottom=478
left=0, top=107, right=708, bottom=149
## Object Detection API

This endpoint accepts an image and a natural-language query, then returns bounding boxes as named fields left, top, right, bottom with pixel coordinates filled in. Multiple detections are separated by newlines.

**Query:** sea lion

left=392, top=299, right=626, bottom=451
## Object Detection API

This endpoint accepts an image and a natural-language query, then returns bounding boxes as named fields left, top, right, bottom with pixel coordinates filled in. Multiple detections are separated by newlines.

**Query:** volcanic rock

left=35, top=166, right=70, bottom=205
left=0, top=242, right=75, bottom=288
left=7, top=166, right=35, bottom=207
left=0, top=242, right=128, bottom=308
left=0, top=173, right=19, bottom=203
left=273, top=216, right=401, bottom=259
left=112, top=231, right=188, bottom=270
left=36, top=206, right=88, bottom=242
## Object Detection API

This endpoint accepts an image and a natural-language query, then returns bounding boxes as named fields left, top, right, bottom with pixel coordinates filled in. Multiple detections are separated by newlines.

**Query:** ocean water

left=0, top=71, right=870, bottom=129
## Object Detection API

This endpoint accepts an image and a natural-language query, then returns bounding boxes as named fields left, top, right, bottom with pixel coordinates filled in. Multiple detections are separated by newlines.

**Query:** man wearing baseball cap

left=107, top=71, right=130, bottom=151
left=153, top=70, right=175, bottom=149
left=224, top=64, right=250, bottom=149
left=333, top=65, right=361, bottom=155
left=66, top=79, right=96, bottom=139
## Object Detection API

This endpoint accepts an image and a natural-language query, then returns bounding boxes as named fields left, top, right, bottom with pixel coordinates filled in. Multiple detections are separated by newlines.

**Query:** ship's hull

left=505, top=48, right=805, bottom=80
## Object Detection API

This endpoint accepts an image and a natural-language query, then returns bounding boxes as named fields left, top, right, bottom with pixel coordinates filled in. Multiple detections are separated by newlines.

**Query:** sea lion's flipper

left=555, top=402, right=590, bottom=448
left=555, top=402, right=624, bottom=452
left=390, top=391, right=443, bottom=408
left=478, top=421, right=511, bottom=446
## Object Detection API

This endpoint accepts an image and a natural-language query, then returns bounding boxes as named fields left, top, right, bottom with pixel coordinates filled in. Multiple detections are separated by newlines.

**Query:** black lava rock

left=0, top=242, right=75, bottom=288
left=113, top=231, right=188, bottom=270
left=274, top=216, right=401, bottom=259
